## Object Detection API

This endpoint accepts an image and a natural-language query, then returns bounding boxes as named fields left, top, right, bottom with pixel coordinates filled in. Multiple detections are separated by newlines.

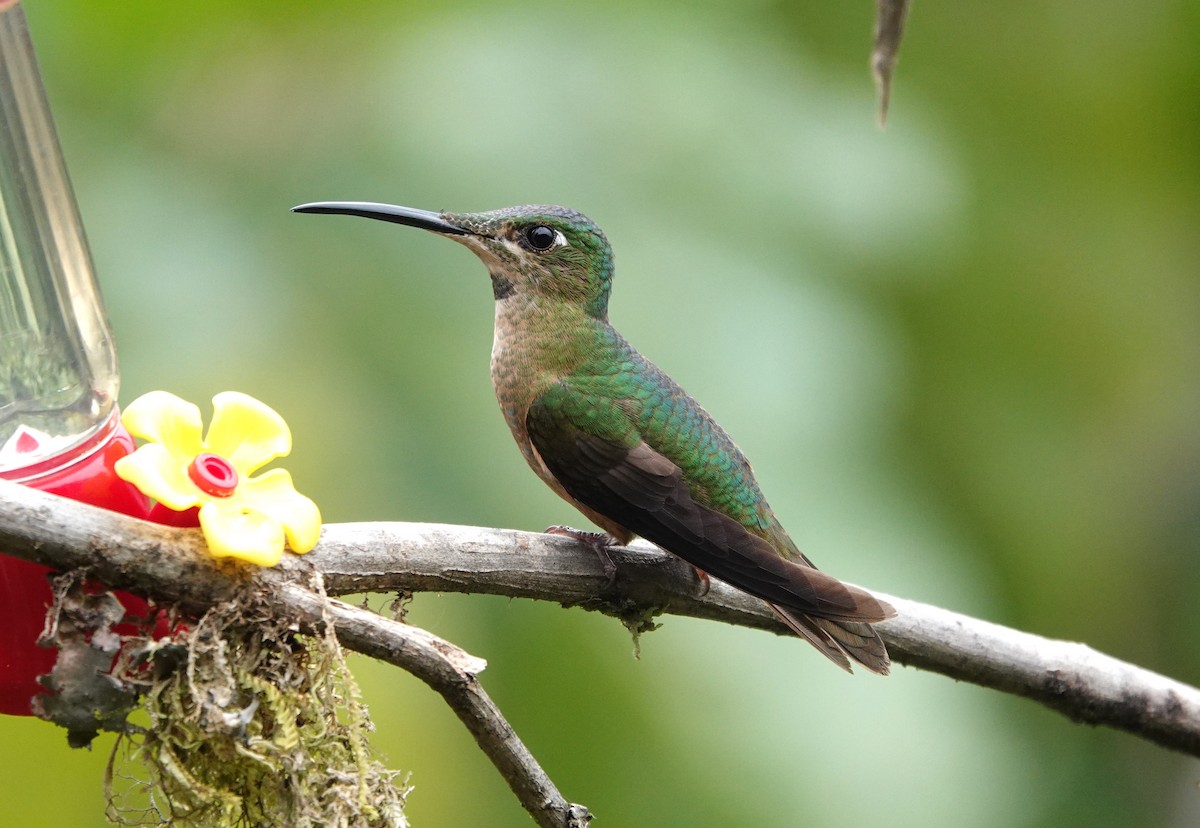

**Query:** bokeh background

left=3, top=1, right=1199, bottom=825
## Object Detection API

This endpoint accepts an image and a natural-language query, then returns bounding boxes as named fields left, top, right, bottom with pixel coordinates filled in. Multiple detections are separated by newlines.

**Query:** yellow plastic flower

left=115, top=391, right=322, bottom=567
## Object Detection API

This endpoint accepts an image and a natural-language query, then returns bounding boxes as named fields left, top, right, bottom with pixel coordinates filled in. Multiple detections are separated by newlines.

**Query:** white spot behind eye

left=553, top=230, right=568, bottom=248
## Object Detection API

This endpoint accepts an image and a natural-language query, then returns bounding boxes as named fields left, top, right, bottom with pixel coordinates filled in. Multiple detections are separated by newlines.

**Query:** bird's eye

left=524, top=225, right=558, bottom=252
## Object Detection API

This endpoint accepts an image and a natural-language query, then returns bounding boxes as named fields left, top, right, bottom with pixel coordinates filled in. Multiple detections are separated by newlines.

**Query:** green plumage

left=295, top=199, right=895, bottom=674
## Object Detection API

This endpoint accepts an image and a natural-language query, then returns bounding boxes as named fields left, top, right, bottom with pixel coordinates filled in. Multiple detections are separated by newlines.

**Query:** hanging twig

left=872, top=0, right=912, bottom=125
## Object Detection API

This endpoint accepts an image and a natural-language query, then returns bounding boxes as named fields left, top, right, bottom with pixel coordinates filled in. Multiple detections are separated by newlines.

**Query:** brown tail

left=772, top=604, right=893, bottom=675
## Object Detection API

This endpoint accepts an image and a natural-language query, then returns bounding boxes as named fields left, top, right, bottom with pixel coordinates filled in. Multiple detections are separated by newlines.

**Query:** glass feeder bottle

left=0, top=1, right=151, bottom=716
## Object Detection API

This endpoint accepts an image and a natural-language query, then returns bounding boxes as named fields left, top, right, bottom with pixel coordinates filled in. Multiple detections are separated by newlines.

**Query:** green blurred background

left=3, top=1, right=1199, bottom=825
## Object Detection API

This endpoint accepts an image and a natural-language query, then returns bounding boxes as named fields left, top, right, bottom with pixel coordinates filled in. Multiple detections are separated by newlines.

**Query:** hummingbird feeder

left=0, top=2, right=153, bottom=715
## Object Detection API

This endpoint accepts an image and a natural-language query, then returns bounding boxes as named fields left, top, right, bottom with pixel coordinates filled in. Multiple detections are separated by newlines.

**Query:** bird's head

left=293, top=201, right=615, bottom=319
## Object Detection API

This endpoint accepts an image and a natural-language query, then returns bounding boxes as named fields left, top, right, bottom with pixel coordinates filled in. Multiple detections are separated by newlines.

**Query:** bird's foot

left=691, top=565, right=712, bottom=597
left=545, top=525, right=620, bottom=590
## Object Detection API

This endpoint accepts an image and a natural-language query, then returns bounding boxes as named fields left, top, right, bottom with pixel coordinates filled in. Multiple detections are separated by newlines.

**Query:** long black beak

left=291, top=201, right=470, bottom=235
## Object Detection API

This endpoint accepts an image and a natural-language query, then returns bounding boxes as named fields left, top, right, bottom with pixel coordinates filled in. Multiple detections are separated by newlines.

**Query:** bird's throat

left=490, top=295, right=607, bottom=466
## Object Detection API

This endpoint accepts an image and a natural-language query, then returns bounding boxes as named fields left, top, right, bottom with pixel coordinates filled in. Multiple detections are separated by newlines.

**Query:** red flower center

left=188, top=452, right=239, bottom=497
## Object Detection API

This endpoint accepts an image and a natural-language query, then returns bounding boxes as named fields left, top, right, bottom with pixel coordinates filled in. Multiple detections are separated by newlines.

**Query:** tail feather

left=772, top=604, right=892, bottom=676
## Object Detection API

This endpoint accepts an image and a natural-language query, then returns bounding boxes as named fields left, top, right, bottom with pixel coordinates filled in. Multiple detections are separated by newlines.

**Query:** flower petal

left=114, top=443, right=200, bottom=511
left=121, top=391, right=204, bottom=457
left=237, top=469, right=322, bottom=554
left=198, top=501, right=285, bottom=567
left=205, top=392, right=292, bottom=476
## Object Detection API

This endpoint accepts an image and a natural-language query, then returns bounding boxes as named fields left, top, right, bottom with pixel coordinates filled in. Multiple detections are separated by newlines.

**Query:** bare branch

left=0, top=481, right=590, bottom=828
left=279, top=585, right=591, bottom=828
left=305, top=523, right=1200, bottom=757
left=4, top=479, right=1200, bottom=768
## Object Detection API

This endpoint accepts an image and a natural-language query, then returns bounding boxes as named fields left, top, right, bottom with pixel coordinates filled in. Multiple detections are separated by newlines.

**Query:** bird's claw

left=545, top=525, right=611, bottom=547
left=545, top=525, right=620, bottom=591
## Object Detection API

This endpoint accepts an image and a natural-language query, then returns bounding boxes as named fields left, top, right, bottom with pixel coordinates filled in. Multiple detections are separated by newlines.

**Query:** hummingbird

left=293, top=201, right=895, bottom=674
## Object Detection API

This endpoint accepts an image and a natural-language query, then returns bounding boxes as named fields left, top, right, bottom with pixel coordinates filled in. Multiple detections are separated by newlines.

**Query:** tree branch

left=304, top=522, right=1200, bottom=757
left=0, top=480, right=590, bottom=828
left=4, top=478, right=1200, bottom=770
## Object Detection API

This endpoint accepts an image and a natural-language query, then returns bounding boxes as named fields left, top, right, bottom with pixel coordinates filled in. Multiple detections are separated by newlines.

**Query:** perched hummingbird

left=294, top=201, right=895, bottom=674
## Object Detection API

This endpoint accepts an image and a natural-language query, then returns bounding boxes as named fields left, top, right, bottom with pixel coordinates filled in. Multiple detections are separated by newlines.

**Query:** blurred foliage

left=3, top=1, right=1199, bottom=825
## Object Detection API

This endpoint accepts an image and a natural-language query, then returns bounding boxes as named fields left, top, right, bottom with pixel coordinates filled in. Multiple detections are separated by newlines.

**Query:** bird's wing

left=525, top=383, right=890, bottom=623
